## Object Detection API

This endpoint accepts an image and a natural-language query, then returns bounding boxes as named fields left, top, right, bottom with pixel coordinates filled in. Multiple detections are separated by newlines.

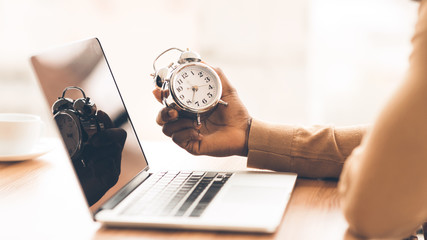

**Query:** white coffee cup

left=0, top=113, right=43, bottom=156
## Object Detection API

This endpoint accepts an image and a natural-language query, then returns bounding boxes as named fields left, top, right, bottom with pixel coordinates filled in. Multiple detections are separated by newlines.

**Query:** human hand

left=84, top=110, right=126, bottom=187
left=78, top=110, right=127, bottom=206
left=153, top=67, right=251, bottom=157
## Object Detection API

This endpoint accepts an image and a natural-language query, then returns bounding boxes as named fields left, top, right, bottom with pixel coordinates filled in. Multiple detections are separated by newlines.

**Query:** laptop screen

left=31, top=38, right=148, bottom=213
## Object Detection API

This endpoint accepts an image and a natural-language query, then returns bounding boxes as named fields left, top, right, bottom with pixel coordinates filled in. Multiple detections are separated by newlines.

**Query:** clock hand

left=186, top=82, right=197, bottom=90
left=192, top=90, right=195, bottom=102
left=191, top=86, right=197, bottom=102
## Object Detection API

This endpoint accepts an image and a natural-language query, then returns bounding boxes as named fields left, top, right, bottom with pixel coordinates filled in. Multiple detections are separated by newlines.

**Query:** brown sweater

left=247, top=0, right=427, bottom=238
left=247, top=120, right=366, bottom=178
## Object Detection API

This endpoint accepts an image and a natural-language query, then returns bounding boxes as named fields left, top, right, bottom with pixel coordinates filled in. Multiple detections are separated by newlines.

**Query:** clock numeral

left=195, top=101, right=200, bottom=107
left=177, top=86, right=183, bottom=92
left=177, top=79, right=183, bottom=84
left=205, top=77, right=210, bottom=83
left=198, top=72, right=204, bottom=78
left=208, top=84, right=213, bottom=90
left=182, top=72, right=188, bottom=79
left=202, top=99, right=207, bottom=104
left=207, top=92, right=213, bottom=98
left=179, top=95, right=185, bottom=100
left=191, top=71, right=195, bottom=75
left=186, top=99, right=192, bottom=104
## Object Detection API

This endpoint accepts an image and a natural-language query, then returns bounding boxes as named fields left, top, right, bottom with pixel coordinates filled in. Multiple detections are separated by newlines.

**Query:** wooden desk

left=0, top=138, right=354, bottom=240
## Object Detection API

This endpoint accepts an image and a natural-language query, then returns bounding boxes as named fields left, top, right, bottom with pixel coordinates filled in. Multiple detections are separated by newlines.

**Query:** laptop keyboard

left=120, top=171, right=233, bottom=217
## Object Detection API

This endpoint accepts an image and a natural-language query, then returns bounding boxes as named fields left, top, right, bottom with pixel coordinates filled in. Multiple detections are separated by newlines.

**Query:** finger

left=212, top=67, right=236, bottom=95
left=162, top=118, right=200, bottom=137
left=161, top=89, right=170, bottom=99
left=156, top=107, right=178, bottom=126
left=171, top=129, right=203, bottom=153
left=90, top=128, right=127, bottom=148
left=152, top=89, right=163, bottom=103
left=97, top=110, right=114, bottom=128
left=152, top=88, right=170, bottom=104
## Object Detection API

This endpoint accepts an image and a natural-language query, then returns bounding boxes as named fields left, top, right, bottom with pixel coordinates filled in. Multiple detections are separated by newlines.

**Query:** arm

left=339, top=1, right=427, bottom=238
left=248, top=120, right=366, bottom=178
left=154, top=68, right=366, bottom=179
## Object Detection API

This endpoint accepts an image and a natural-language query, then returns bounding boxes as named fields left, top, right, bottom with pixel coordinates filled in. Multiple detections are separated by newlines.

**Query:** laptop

left=30, top=38, right=297, bottom=233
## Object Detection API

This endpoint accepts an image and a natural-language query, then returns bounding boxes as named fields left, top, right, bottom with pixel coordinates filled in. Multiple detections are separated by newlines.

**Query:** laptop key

left=175, top=173, right=217, bottom=216
left=121, top=171, right=233, bottom=217
left=189, top=176, right=231, bottom=217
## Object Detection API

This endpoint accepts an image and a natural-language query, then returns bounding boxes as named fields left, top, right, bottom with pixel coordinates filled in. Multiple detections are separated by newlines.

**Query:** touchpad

left=203, top=172, right=296, bottom=220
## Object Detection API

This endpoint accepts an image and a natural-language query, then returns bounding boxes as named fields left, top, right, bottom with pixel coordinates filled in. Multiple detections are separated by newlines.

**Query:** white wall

left=0, top=0, right=419, bottom=141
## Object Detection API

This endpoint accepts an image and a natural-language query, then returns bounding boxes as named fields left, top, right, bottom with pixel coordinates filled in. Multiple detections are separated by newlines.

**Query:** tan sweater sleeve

left=247, top=119, right=366, bottom=178
left=339, top=1, right=427, bottom=238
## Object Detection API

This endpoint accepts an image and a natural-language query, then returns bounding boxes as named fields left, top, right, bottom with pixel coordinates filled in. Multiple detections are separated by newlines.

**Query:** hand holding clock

left=153, top=67, right=252, bottom=157
left=78, top=110, right=127, bottom=206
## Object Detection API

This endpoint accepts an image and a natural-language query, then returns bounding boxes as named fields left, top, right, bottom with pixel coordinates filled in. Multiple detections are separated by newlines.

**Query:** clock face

left=54, top=112, right=82, bottom=158
left=171, top=63, right=221, bottom=113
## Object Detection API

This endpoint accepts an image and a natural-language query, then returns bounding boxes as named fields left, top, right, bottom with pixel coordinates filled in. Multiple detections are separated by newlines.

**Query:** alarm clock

left=152, top=48, right=228, bottom=124
left=52, top=86, right=103, bottom=167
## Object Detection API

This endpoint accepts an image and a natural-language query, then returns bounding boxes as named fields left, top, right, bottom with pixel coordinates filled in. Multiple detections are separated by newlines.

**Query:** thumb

left=212, top=67, right=236, bottom=96
left=97, top=110, right=114, bottom=129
